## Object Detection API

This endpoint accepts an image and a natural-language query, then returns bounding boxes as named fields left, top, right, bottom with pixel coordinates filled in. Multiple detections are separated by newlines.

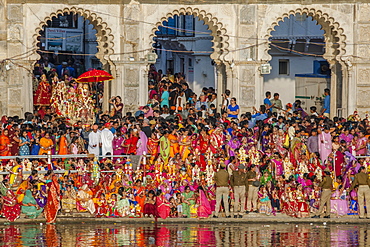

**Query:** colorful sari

left=168, top=134, right=179, bottom=158
left=160, top=136, right=170, bottom=164
left=34, top=79, right=52, bottom=106
left=179, top=135, right=191, bottom=161
left=156, top=194, right=170, bottom=219
left=136, top=131, right=148, bottom=155
left=182, top=191, right=195, bottom=218
left=77, top=184, right=95, bottom=214
left=210, top=131, right=223, bottom=154
left=2, top=190, right=21, bottom=222
left=147, top=137, right=159, bottom=164
left=143, top=198, right=157, bottom=217
left=21, top=190, right=44, bottom=219
left=93, top=197, right=109, bottom=217
left=61, top=188, right=77, bottom=212
left=0, top=134, right=10, bottom=156
left=44, top=176, right=60, bottom=223
left=197, top=190, right=212, bottom=218
left=58, top=136, right=68, bottom=155
left=113, top=136, right=125, bottom=156
left=116, top=196, right=130, bottom=217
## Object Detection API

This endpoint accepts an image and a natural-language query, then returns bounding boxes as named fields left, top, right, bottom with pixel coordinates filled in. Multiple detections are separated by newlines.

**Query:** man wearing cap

left=349, top=166, right=370, bottom=219
left=88, top=124, right=101, bottom=157
left=230, top=164, right=248, bottom=218
left=213, top=162, right=231, bottom=218
left=312, top=168, right=333, bottom=218
left=101, top=122, right=114, bottom=157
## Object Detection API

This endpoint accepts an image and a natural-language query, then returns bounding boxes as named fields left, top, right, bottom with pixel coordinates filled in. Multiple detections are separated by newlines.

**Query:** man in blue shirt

left=321, top=88, right=330, bottom=117
left=263, top=91, right=275, bottom=112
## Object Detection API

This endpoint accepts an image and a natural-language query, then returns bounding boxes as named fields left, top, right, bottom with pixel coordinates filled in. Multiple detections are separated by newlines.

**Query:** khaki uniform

left=230, top=171, right=248, bottom=215
left=246, top=171, right=258, bottom=211
left=317, top=175, right=333, bottom=217
left=349, top=172, right=370, bottom=218
left=214, top=169, right=230, bottom=217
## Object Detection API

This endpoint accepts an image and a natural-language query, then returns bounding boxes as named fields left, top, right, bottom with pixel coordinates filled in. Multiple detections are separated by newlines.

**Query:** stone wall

left=0, top=1, right=368, bottom=117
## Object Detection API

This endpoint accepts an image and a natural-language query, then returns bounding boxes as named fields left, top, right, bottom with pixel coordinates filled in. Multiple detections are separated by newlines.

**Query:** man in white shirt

left=101, top=122, right=114, bottom=157
left=88, top=124, right=101, bottom=156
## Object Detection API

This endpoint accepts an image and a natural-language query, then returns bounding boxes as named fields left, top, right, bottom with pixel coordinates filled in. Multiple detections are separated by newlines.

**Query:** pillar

left=329, top=61, right=337, bottom=118
left=216, top=63, right=225, bottom=112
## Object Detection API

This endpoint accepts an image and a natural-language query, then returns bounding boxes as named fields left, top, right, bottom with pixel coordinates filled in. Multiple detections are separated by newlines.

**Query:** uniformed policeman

left=312, top=168, right=333, bottom=218
left=349, top=166, right=370, bottom=219
left=213, top=162, right=231, bottom=218
left=230, top=164, right=248, bottom=218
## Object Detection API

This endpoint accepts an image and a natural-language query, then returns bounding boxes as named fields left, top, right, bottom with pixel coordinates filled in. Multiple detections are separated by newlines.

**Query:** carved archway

left=149, top=7, right=230, bottom=64
left=265, top=8, right=348, bottom=117
left=33, top=7, right=115, bottom=64
left=265, top=8, right=346, bottom=63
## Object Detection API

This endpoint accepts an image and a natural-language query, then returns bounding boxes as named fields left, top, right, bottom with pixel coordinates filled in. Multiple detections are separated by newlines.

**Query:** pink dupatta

left=197, top=190, right=212, bottom=218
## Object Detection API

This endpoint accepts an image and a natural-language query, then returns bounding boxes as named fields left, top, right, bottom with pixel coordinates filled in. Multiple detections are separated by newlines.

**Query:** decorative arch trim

left=33, top=7, right=115, bottom=64
left=149, top=7, right=230, bottom=64
left=265, top=8, right=346, bottom=62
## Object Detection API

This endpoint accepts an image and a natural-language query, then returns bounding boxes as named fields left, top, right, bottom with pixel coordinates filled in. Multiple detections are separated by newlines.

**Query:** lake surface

left=0, top=222, right=367, bottom=246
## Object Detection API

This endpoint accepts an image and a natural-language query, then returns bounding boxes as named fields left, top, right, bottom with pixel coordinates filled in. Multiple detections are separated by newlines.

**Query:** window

left=279, top=59, right=289, bottom=75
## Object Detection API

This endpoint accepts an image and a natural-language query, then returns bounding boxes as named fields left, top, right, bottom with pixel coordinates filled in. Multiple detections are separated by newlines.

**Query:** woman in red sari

left=198, top=127, right=210, bottom=170
left=156, top=190, right=170, bottom=219
left=2, top=189, right=21, bottom=222
left=122, top=129, right=139, bottom=155
left=44, top=170, right=60, bottom=223
left=210, top=127, right=223, bottom=155
left=34, top=74, right=52, bottom=107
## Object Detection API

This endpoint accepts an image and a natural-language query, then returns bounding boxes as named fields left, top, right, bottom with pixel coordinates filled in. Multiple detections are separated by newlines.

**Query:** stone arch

left=264, top=8, right=346, bottom=63
left=149, top=7, right=230, bottom=64
left=33, top=7, right=115, bottom=64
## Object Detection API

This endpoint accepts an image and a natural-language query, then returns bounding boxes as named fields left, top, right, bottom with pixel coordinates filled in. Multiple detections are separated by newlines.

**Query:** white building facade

left=0, top=0, right=368, bottom=118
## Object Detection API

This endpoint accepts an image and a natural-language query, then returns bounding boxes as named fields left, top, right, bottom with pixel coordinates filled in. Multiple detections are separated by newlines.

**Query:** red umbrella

left=76, top=69, right=114, bottom=83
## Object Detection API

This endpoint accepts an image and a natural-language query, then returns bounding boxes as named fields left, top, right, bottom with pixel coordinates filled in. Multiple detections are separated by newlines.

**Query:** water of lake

left=0, top=222, right=366, bottom=246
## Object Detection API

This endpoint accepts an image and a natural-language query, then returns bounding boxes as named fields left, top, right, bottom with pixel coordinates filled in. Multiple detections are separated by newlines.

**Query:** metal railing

left=0, top=154, right=147, bottom=175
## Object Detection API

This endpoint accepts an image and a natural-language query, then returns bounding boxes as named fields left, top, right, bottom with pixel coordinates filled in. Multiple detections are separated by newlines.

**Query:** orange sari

left=168, top=134, right=179, bottom=158
left=179, top=135, right=191, bottom=161
left=44, top=176, right=60, bottom=223
left=0, top=134, right=10, bottom=156
left=58, top=136, right=68, bottom=155
left=39, top=137, right=53, bottom=155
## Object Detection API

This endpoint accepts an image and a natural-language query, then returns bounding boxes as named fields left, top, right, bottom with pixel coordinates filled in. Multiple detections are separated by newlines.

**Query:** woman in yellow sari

left=39, top=132, right=54, bottom=155
left=179, top=128, right=192, bottom=161
left=0, top=129, right=11, bottom=156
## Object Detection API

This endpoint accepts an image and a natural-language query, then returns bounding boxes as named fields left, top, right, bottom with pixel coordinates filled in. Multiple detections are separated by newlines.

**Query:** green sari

left=182, top=191, right=195, bottom=218
left=21, top=190, right=44, bottom=219
left=160, top=136, right=170, bottom=163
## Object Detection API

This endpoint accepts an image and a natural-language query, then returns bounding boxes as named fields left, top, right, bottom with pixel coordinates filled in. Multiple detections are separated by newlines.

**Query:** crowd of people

left=1, top=65, right=370, bottom=222
left=33, top=55, right=103, bottom=124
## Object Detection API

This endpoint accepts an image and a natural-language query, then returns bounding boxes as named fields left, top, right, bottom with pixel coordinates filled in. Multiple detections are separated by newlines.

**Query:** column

left=216, top=64, right=224, bottom=112
left=341, top=63, right=349, bottom=117
left=140, top=65, right=149, bottom=106
left=329, top=61, right=337, bottom=118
